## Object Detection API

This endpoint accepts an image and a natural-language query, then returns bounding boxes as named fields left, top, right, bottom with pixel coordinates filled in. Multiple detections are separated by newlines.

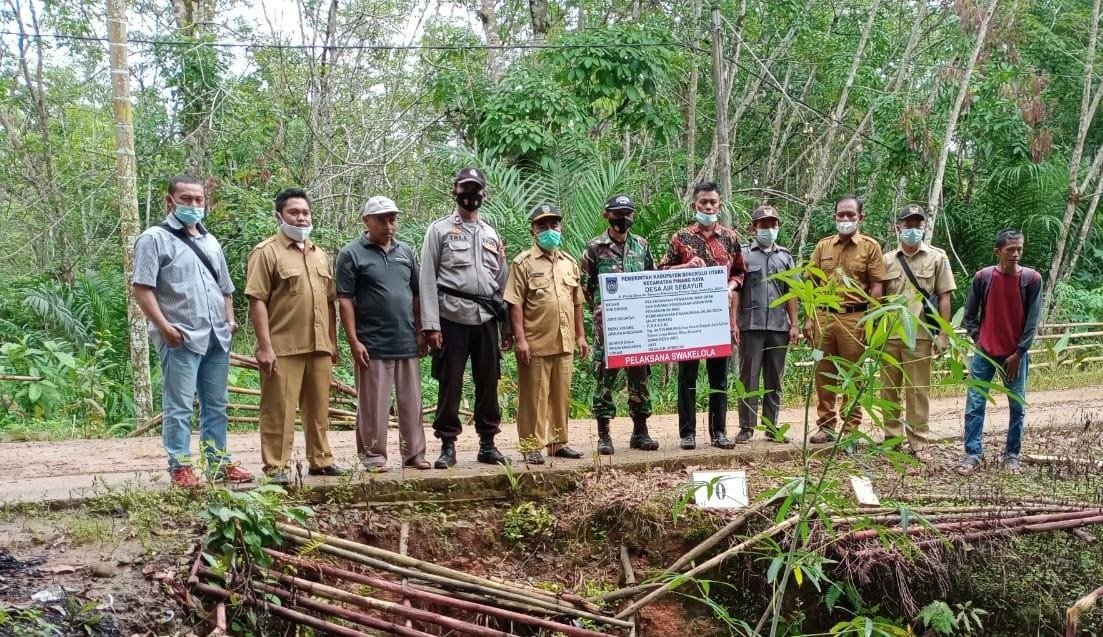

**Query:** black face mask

left=609, top=216, right=633, bottom=233
left=455, top=192, right=484, bottom=211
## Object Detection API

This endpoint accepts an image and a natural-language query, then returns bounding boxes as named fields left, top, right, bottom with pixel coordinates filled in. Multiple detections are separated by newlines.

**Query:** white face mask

left=836, top=220, right=858, bottom=236
left=281, top=222, right=312, bottom=243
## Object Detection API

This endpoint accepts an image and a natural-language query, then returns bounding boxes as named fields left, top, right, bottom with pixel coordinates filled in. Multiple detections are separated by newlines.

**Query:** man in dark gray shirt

left=734, top=205, right=800, bottom=443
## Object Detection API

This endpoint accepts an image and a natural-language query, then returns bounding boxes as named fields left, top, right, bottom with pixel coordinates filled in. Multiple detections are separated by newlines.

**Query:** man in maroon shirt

left=658, top=181, right=747, bottom=450
left=958, top=229, right=1042, bottom=475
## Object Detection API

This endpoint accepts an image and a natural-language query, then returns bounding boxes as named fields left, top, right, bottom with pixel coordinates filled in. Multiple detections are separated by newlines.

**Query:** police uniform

left=504, top=204, right=585, bottom=458
left=580, top=195, right=657, bottom=453
left=808, top=229, right=888, bottom=433
left=880, top=206, right=956, bottom=452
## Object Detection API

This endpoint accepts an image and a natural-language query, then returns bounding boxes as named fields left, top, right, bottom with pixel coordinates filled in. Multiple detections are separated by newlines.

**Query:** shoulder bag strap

left=158, top=223, right=220, bottom=283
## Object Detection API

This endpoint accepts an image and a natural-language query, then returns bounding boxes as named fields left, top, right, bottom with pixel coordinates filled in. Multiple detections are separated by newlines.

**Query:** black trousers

left=677, top=357, right=729, bottom=439
left=738, top=330, right=790, bottom=432
left=432, top=318, right=502, bottom=441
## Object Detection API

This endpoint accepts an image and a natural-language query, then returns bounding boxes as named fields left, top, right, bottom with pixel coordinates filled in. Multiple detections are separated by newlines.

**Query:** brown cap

left=529, top=203, right=562, bottom=223
left=751, top=205, right=780, bottom=222
left=454, top=166, right=487, bottom=187
left=898, top=204, right=926, bottom=221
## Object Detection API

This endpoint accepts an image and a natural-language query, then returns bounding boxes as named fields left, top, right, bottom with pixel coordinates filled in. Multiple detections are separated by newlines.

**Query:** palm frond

left=22, top=284, right=91, bottom=347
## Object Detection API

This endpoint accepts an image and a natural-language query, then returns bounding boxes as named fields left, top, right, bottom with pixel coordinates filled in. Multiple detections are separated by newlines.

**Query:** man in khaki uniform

left=246, top=188, right=343, bottom=483
left=804, top=196, right=888, bottom=443
left=880, top=205, right=955, bottom=461
left=505, top=203, right=588, bottom=465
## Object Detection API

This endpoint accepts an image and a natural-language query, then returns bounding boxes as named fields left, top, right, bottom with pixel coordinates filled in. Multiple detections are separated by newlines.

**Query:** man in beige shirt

left=245, top=188, right=343, bottom=483
left=505, top=204, right=588, bottom=465
left=880, top=205, right=956, bottom=461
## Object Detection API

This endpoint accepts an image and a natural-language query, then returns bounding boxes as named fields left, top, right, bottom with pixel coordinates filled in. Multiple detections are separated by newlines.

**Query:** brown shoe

left=913, top=449, right=934, bottom=464
left=809, top=429, right=836, bottom=444
left=403, top=458, right=432, bottom=470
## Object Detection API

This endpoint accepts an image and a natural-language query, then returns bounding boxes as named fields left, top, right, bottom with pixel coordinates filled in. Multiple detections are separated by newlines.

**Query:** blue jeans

left=963, top=351, right=1029, bottom=460
left=159, top=338, right=231, bottom=471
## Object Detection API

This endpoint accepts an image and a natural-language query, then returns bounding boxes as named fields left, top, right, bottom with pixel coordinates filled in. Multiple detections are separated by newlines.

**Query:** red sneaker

left=214, top=463, right=254, bottom=483
left=170, top=466, right=200, bottom=489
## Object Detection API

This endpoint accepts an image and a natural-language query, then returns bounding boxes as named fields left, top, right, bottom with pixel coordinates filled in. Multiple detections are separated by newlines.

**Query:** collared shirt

left=738, top=241, right=797, bottom=332
left=883, top=243, right=956, bottom=341
left=808, top=231, right=888, bottom=307
left=419, top=211, right=507, bottom=330
left=336, top=234, right=419, bottom=360
left=504, top=247, right=584, bottom=357
left=580, top=231, right=654, bottom=320
left=657, top=222, right=747, bottom=287
left=244, top=232, right=336, bottom=356
left=132, top=214, right=234, bottom=356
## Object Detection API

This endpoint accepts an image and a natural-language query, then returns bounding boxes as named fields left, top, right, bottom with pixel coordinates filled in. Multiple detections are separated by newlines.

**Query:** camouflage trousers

left=591, top=336, right=652, bottom=421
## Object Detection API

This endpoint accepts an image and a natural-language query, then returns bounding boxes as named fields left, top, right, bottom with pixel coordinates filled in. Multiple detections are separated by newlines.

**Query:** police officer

left=505, top=203, right=588, bottom=465
left=734, top=205, right=800, bottom=444
left=805, top=195, right=888, bottom=443
left=419, top=167, right=510, bottom=468
left=580, top=195, right=658, bottom=455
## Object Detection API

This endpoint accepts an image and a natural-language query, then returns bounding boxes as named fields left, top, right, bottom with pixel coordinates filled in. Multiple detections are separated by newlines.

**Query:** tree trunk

left=684, top=0, right=702, bottom=194
left=476, top=0, right=504, bottom=82
left=764, top=71, right=815, bottom=190
left=1054, top=147, right=1103, bottom=313
left=530, top=0, right=549, bottom=42
left=925, top=0, right=1000, bottom=238
left=711, top=6, right=732, bottom=209
left=172, top=0, right=217, bottom=177
left=1045, top=0, right=1103, bottom=318
left=108, top=0, right=154, bottom=423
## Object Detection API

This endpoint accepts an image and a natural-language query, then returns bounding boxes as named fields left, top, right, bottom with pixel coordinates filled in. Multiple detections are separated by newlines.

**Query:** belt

left=826, top=303, right=868, bottom=314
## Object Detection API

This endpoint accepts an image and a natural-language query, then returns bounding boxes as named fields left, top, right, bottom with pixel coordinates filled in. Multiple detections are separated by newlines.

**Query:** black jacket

left=962, top=266, right=1043, bottom=356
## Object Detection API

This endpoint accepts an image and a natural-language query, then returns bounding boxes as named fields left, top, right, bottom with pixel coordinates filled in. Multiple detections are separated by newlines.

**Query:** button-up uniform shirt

left=808, top=231, right=888, bottom=307
left=336, top=235, right=420, bottom=360
left=657, top=222, right=747, bottom=288
left=245, top=232, right=336, bottom=356
left=132, top=214, right=234, bottom=356
left=882, top=243, right=956, bottom=341
left=419, top=212, right=507, bottom=330
left=738, top=241, right=797, bottom=332
left=504, top=247, right=584, bottom=357
left=580, top=230, right=653, bottom=325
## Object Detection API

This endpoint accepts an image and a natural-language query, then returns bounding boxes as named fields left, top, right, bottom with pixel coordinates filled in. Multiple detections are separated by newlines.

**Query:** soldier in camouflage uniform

left=580, top=195, right=659, bottom=454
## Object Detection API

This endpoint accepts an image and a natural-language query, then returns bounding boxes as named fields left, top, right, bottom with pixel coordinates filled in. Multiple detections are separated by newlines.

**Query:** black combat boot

left=433, top=439, right=457, bottom=469
left=629, top=416, right=659, bottom=451
left=596, top=418, right=614, bottom=455
left=476, top=435, right=508, bottom=465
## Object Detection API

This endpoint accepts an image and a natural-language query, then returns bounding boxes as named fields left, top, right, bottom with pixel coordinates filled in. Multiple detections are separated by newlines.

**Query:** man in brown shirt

left=505, top=204, right=588, bottom=465
left=245, top=188, right=343, bottom=483
left=804, top=195, right=888, bottom=443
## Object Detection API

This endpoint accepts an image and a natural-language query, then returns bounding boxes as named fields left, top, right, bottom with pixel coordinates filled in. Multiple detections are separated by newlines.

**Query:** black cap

left=529, top=203, right=562, bottom=223
left=751, top=205, right=780, bottom=222
left=898, top=204, right=926, bottom=221
left=454, top=166, right=487, bottom=187
left=605, top=194, right=635, bottom=212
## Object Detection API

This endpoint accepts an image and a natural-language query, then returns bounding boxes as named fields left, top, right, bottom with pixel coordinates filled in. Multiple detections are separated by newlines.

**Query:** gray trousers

left=738, top=330, right=790, bottom=432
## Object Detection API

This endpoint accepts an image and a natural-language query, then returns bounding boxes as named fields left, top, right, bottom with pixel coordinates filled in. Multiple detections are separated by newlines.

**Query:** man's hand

left=935, top=332, right=949, bottom=355
left=731, top=328, right=742, bottom=346
left=789, top=325, right=801, bottom=343
left=160, top=324, right=184, bottom=348
left=501, top=334, right=514, bottom=352
left=515, top=338, right=532, bottom=366
left=331, top=349, right=340, bottom=365
left=686, top=256, right=706, bottom=268
left=351, top=341, right=371, bottom=368
left=577, top=336, right=589, bottom=359
left=417, top=333, right=428, bottom=358
left=1003, top=352, right=1022, bottom=382
left=256, top=346, right=278, bottom=376
left=802, top=318, right=815, bottom=342
left=228, top=321, right=239, bottom=336
left=424, top=330, right=443, bottom=351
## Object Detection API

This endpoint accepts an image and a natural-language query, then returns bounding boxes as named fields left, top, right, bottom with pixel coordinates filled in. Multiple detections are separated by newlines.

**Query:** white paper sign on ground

left=692, top=470, right=749, bottom=509
left=849, top=475, right=881, bottom=507
left=599, top=266, right=732, bottom=370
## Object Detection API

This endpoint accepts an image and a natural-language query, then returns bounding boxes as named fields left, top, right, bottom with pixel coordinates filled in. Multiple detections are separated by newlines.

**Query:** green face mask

left=536, top=229, right=562, bottom=251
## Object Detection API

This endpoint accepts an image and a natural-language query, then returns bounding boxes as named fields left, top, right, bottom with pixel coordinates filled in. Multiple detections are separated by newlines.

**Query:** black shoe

left=476, top=437, right=508, bottom=465
left=553, top=446, right=584, bottom=459
left=525, top=451, right=546, bottom=465
left=308, top=464, right=348, bottom=477
left=733, top=430, right=753, bottom=444
left=680, top=435, right=696, bottom=450
left=434, top=440, right=457, bottom=469
left=629, top=418, right=659, bottom=451
left=596, top=419, right=614, bottom=455
left=711, top=434, right=735, bottom=449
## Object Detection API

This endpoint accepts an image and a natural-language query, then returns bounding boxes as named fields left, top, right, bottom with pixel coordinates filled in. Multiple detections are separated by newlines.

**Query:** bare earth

left=3, top=386, right=1102, bottom=504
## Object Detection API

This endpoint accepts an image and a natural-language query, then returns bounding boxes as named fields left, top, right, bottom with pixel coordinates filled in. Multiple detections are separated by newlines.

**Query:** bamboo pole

left=0, top=375, right=44, bottom=382
left=1066, top=585, right=1103, bottom=637
left=126, top=412, right=164, bottom=438
left=253, top=580, right=435, bottom=637
left=842, top=509, right=1103, bottom=542
left=192, top=581, right=374, bottom=637
left=620, top=545, right=637, bottom=637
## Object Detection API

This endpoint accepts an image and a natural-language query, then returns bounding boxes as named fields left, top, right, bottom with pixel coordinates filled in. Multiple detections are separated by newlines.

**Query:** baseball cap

left=529, top=203, right=562, bottom=223
left=362, top=195, right=400, bottom=216
left=751, top=205, right=780, bottom=222
left=605, top=194, right=635, bottom=212
left=898, top=204, right=926, bottom=221
left=454, top=166, right=487, bottom=187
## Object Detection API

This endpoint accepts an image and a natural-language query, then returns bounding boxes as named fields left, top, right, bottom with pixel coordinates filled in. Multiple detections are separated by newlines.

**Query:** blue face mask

left=900, top=228, right=925, bottom=247
left=536, top=229, right=562, bottom=251
left=695, top=211, right=718, bottom=226
left=756, top=228, right=779, bottom=247
left=173, top=203, right=205, bottom=226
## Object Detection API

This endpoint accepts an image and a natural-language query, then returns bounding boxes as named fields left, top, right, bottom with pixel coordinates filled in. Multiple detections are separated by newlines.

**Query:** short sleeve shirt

left=245, top=233, right=336, bottom=356
left=504, top=247, right=584, bottom=357
left=336, top=235, right=419, bottom=360
left=657, top=222, right=747, bottom=287
left=808, top=232, right=888, bottom=307
left=883, top=244, right=957, bottom=341
left=738, top=242, right=797, bottom=332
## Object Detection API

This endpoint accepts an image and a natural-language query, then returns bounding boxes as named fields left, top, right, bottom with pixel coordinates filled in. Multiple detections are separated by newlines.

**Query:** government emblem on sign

left=605, top=276, right=618, bottom=295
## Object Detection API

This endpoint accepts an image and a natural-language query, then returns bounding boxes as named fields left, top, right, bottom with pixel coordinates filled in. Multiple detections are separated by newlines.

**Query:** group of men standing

left=131, top=171, right=1041, bottom=489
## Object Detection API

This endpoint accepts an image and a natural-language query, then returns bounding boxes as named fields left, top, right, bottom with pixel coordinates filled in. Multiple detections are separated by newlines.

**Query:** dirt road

left=3, top=387, right=1102, bottom=504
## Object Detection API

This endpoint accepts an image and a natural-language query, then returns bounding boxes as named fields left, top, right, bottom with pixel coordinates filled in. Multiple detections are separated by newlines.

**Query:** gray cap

left=362, top=195, right=400, bottom=216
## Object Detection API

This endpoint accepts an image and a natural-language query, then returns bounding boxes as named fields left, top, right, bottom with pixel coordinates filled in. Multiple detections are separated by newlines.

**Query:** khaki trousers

left=355, top=358, right=427, bottom=467
left=517, top=353, right=573, bottom=450
left=259, top=352, right=335, bottom=472
left=879, top=338, right=933, bottom=450
left=812, top=311, right=867, bottom=431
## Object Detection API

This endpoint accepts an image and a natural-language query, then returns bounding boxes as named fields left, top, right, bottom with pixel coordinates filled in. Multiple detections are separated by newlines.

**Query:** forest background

left=2, top=0, right=1103, bottom=439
